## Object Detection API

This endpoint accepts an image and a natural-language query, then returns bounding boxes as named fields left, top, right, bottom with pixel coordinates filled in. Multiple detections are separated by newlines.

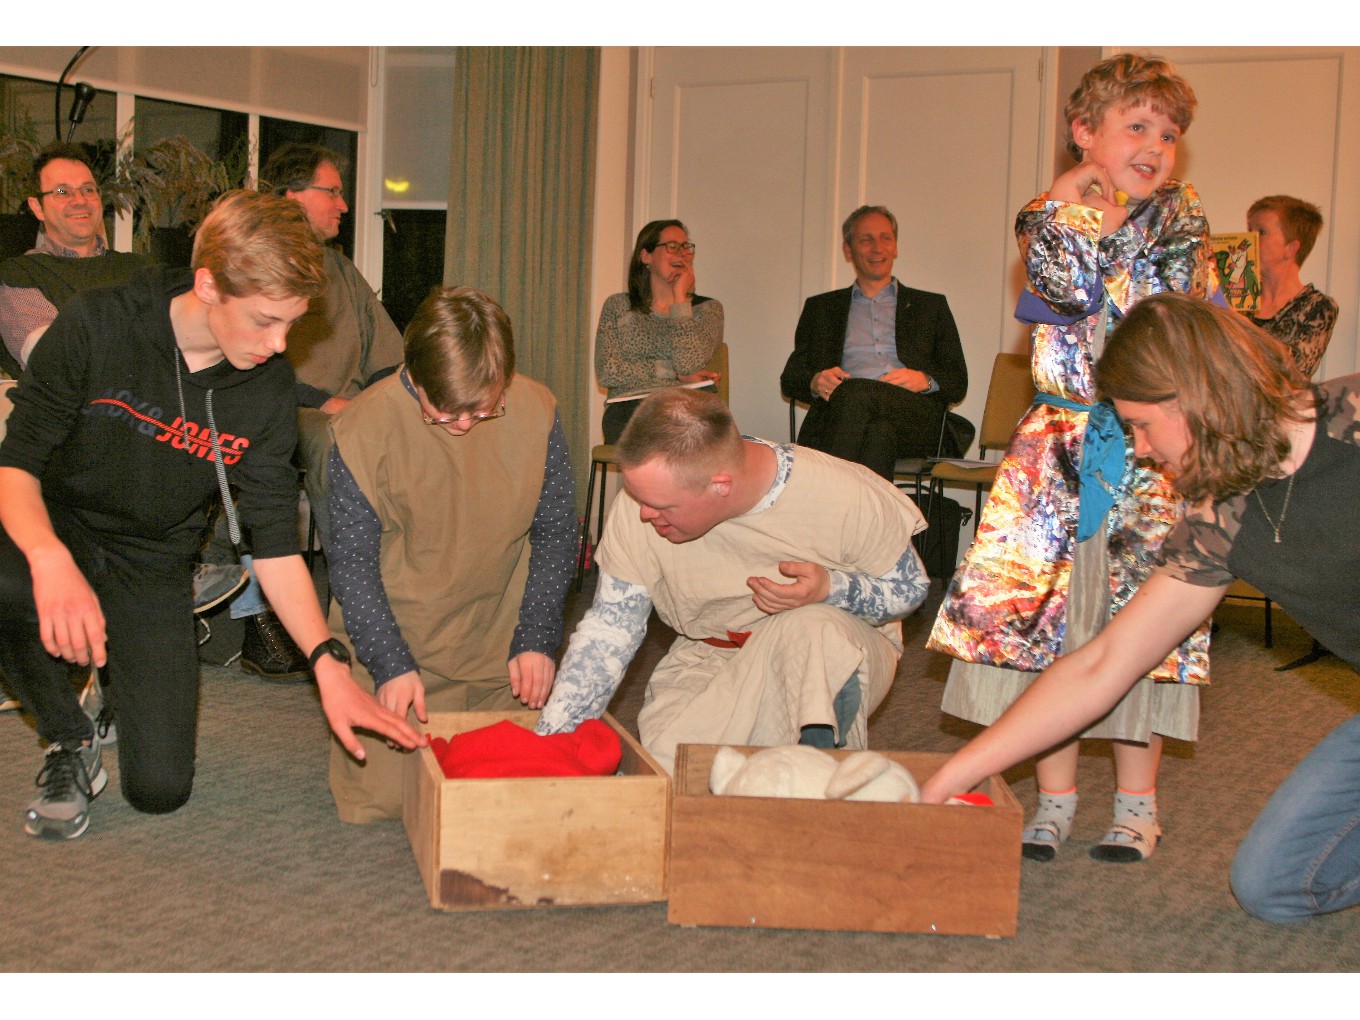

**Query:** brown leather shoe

left=240, top=609, right=311, bottom=683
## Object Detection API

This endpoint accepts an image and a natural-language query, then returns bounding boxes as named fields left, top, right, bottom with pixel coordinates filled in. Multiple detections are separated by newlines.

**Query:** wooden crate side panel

left=978, top=771, right=1023, bottom=811
left=667, top=744, right=1020, bottom=936
left=433, top=776, right=668, bottom=909
left=614, top=719, right=667, bottom=778
left=668, top=795, right=1018, bottom=935
left=408, top=710, right=670, bottom=911
left=401, top=745, right=444, bottom=908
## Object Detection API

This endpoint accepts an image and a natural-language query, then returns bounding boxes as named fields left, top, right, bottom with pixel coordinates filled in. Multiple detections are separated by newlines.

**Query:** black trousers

left=0, top=509, right=199, bottom=814
left=799, top=378, right=946, bottom=481
left=601, top=400, right=638, bottom=446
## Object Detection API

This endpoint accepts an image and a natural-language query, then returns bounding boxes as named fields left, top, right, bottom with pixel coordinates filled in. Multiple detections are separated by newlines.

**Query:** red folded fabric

left=429, top=719, right=622, bottom=779
left=946, top=792, right=995, bottom=807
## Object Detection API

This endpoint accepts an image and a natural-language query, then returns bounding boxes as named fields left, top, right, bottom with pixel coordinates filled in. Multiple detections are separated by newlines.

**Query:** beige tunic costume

left=579, top=444, right=922, bottom=773
left=326, top=373, right=557, bottom=822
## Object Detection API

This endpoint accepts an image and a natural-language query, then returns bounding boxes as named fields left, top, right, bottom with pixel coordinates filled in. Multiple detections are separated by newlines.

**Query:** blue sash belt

left=1033, top=393, right=1128, bottom=542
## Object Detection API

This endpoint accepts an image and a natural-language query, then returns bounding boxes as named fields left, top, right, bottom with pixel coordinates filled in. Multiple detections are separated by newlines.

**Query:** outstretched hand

left=747, top=560, right=831, bottom=615
left=316, top=659, right=427, bottom=760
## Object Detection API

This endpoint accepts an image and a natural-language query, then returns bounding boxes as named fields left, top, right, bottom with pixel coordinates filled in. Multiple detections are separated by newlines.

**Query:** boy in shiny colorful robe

left=929, top=178, right=1222, bottom=859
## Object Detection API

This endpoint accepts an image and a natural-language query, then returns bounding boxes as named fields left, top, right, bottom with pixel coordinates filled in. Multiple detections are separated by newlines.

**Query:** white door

left=641, top=46, right=1047, bottom=445
left=1155, top=45, right=1360, bottom=379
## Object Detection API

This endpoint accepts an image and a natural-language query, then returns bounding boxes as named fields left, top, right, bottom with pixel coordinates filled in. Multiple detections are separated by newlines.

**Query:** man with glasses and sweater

left=0, top=142, right=152, bottom=375
left=0, top=144, right=156, bottom=714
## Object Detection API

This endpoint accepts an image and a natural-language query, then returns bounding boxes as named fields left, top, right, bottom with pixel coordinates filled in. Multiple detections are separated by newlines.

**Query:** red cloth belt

left=701, top=630, right=752, bottom=649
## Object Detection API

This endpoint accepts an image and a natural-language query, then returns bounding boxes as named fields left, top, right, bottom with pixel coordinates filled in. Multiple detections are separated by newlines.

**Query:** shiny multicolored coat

left=929, top=181, right=1221, bottom=682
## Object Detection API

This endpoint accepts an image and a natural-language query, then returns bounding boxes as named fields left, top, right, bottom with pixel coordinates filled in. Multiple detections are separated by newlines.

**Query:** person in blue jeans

left=920, top=293, right=1360, bottom=923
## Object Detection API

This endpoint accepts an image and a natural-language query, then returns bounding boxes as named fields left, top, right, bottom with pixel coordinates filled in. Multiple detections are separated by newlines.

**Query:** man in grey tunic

left=259, top=142, right=404, bottom=547
left=537, top=388, right=929, bottom=773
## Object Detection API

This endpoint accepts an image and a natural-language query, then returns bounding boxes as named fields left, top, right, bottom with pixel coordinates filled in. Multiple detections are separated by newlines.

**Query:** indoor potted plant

left=101, top=128, right=250, bottom=266
left=0, top=114, right=42, bottom=259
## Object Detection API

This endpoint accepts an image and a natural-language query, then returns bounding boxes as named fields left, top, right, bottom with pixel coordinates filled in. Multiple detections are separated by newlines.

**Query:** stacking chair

left=1222, top=580, right=1274, bottom=648
left=926, top=352, right=1034, bottom=524
left=893, top=409, right=971, bottom=501
left=576, top=343, right=729, bottom=590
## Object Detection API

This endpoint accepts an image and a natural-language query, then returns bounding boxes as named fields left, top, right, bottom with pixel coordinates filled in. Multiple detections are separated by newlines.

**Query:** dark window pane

left=380, top=209, right=446, bottom=335
left=130, top=97, right=250, bottom=265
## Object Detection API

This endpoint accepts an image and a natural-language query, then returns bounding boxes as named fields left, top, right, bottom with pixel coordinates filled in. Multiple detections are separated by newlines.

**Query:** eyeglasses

left=652, top=240, right=696, bottom=255
left=304, top=185, right=345, bottom=200
left=37, top=184, right=100, bottom=201
left=422, top=395, right=506, bottom=428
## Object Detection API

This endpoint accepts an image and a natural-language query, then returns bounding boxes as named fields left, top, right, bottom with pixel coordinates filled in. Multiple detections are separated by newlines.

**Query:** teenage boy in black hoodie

left=0, top=190, right=424, bottom=840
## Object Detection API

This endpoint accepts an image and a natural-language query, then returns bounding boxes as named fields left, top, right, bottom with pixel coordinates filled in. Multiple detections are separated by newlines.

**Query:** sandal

left=1090, top=821, right=1161, bottom=863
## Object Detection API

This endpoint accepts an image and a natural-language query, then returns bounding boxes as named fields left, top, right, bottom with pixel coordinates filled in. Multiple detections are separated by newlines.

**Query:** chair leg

left=594, top=461, right=608, bottom=564
left=575, top=459, right=601, bottom=593
left=927, top=479, right=942, bottom=579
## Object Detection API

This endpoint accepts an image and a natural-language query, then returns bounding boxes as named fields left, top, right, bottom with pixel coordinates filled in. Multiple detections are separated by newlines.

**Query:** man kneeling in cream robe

left=537, top=388, right=928, bottom=773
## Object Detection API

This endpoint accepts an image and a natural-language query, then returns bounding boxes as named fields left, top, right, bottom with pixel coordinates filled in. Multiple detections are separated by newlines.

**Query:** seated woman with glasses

left=596, top=219, right=725, bottom=444
left=323, top=286, right=577, bottom=823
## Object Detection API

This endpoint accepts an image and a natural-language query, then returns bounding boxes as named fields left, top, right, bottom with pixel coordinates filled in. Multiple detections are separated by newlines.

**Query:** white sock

left=1093, top=787, right=1161, bottom=861
left=1023, top=787, right=1077, bottom=851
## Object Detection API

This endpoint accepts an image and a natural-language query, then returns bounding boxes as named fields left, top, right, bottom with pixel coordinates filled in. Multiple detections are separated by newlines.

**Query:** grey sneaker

left=79, top=669, right=116, bottom=745
left=193, top=562, right=250, bottom=615
left=25, top=739, right=108, bottom=840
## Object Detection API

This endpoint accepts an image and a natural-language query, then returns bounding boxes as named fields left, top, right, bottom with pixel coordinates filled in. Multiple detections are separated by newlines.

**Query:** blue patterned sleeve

left=326, top=444, right=419, bottom=687
left=510, top=413, right=577, bottom=658
left=534, top=572, right=652, bottom=734
left=823, top=544, right=929, bottom=626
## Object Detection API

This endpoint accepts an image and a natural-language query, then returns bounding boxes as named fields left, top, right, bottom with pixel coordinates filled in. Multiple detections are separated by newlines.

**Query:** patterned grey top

left=1250, top=284, right=1338, bottom=380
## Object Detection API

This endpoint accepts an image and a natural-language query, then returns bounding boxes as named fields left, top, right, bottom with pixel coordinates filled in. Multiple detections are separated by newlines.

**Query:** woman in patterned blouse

left=1247, top=195, right=1338, bottom=379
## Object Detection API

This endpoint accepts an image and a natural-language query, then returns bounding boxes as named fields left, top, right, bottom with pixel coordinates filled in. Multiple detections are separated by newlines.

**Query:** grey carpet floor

left=1, top=578, right=1357, bottom=973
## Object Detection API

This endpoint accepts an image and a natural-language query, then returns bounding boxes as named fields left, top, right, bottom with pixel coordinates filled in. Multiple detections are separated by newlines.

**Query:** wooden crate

left=403, top=711, right=670, bottom=911
left=667, top=744, right=1022, bottom=936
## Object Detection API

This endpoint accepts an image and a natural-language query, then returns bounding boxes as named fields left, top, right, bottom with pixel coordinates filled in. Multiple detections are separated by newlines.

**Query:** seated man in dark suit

left=780, top=205, right=967, bottom=480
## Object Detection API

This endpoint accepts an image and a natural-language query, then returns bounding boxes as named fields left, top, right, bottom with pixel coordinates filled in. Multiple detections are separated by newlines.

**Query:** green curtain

left=445, top=47, right=599, bottom=513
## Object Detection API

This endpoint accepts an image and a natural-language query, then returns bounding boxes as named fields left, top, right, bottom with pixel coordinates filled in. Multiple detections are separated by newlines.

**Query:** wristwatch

left=307, top=638, right=352, bottom=670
